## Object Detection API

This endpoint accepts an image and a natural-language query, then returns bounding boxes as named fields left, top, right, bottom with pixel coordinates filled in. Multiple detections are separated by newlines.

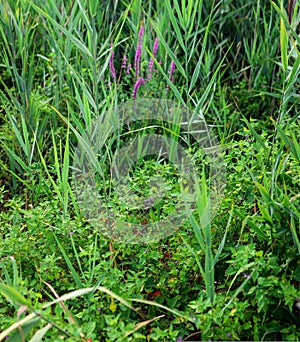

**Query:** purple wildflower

left=176, top=337, right=183, bottom=342
left=126, top=63, right=132, bottom=74
left=243, top=273, right=251, bottom=279
left=228, top=332, right=231, bottom=337
left=148, top=60, right=154, bottom=81
left=148, top=37, right=159, bottom=81
left=153, top=37, right=159, bottom=56
left=133, top=77, right=144, bottom=99
left=144, top=198, right=155, bottom=208
left=134, top=26, right=144, bottom=77
left=169, top=60, right=176, bottom=82
left=109, top=44, right=116, bottom=79
left=134, top=49, right=141, bottom=77
left=166, top=60, right=176, bottom=90
left=122, top=54, right=127, bottom=69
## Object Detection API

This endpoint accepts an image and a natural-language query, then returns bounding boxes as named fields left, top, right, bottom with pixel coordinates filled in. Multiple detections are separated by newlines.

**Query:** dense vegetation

left=0, top=0, right=299, bottom=341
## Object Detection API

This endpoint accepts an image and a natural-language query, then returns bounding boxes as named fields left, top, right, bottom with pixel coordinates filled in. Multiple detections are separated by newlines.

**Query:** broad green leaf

left=0, top=284, right=31, bottom=306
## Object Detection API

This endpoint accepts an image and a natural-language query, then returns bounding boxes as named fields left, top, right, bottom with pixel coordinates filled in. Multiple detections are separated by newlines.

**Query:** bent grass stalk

left=0, top=280, right=193, bottom=341
left=0, top=284, right=136, bottom=341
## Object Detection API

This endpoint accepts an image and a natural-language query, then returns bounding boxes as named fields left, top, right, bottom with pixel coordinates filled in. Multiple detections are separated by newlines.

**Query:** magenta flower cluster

left=134, top=26, right=144, bottom=78
left=133, top=77, right=145, bottom=99
left=108, top=25, right=176, bottom=99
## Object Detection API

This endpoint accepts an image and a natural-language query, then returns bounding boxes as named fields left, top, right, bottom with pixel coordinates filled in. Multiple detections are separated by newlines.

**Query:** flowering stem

left=109, top=44, right=116, bottom=80
left=148, top=37, right=159, bottom=81
left=134, top=26, right=144, bottom=78
left=166, top=60, right=176, bottom=90
left=133, top=77, right=144, bottom=99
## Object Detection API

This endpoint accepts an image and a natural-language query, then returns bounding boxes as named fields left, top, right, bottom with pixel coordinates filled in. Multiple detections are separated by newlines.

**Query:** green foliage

left=0, top=0, right=300, bottom=340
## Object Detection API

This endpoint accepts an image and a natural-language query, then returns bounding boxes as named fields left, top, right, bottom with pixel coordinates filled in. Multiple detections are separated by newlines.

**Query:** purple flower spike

left=153, top=37, right=159, bottom=57
left=166, top=60, right=176, bottom=90
left=133, top=77, right=144, bottom=99
left=134, top=47, right=141, bottom=77
left=147, top=59, right=154, bottom=80
left=169, top=60, right=176, bottom=81
left=176, top=337, right=183, bottom=342
left=134, top=26, right=144, bottom=77
left=122, top=54, right=127, bottom=69
left=139, top=26, right=144, bottom=43
left=109, top=44, right=116, bottom=80
left=148, top=37, right=159, bottom=81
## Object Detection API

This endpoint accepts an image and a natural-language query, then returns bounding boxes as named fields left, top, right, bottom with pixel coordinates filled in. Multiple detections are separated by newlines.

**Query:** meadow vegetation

left=0, top=0, right=299, bottom=341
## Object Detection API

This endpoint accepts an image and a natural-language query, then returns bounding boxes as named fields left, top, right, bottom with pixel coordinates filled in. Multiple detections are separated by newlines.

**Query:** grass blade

left=53, top=235, right=84, bottom=289
left=0, top=284, right=31, bottom=307
left=28, top=324, right=52, bottom=342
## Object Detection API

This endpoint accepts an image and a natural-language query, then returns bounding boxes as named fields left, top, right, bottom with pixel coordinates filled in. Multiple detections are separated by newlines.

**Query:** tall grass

left=0, top=1, right=51, bottom=197
left=244, top=0, right=300, bottom=254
